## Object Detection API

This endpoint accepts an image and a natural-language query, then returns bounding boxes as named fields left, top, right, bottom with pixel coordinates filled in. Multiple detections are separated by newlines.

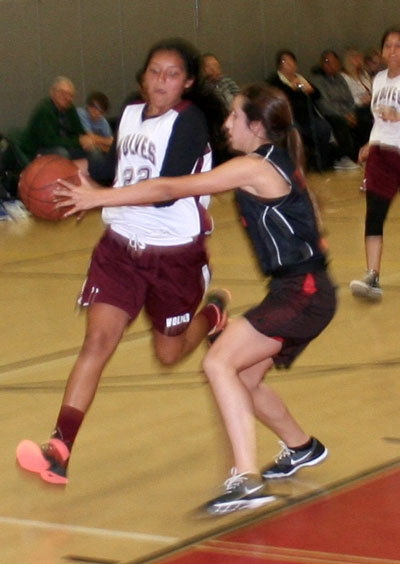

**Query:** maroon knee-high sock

left=52, top=405, right=85, bottom=452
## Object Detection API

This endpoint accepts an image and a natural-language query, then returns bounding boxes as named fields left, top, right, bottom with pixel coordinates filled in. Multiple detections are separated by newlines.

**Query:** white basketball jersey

left=102, top=102, right=212, bottom=246
left=370, top=70, right=400, bottom=149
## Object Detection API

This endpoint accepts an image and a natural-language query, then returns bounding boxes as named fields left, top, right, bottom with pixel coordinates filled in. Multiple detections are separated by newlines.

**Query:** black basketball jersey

left=235, top=143, right=326, bottom=277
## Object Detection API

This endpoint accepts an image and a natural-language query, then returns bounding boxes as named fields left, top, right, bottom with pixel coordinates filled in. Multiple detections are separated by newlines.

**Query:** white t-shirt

left=102, top=101, right=212, bottom=246
left=369, top=69, right=400, bottom=149
left=341, top=71, right=371, bottom=106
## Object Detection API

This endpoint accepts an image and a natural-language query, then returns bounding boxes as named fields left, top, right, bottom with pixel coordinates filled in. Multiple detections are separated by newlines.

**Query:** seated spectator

left=21, top=76, right=92, bottom=160
left=364, top=47, right=386, bottom=79
left=312, top=50, right=363, bottom=168
left=341, top=48, right=374, bottom=146
left=77, top=91, right=113, bottom=153
left=342, top=49, right=372, bottom=106
left=119, top=71, right=146, bottom=122
left=202, top=53, right=240, bottom=112
left=267, top=50, right=335, bottom=170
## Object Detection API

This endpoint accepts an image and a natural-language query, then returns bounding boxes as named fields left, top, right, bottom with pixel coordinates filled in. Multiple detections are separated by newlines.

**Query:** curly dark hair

left=139, top=37, right=230, bottom=164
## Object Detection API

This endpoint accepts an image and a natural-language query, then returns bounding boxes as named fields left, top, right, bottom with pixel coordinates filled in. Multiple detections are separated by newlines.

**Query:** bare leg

left=239, top=361, right=309, bottom=447
left=152, top=307, right=211, bottom=366
left=61, top=303, right=130, bottom=412
left=365, top=235, right=383, bottom=273
left=15, top=303, right=131, bottom=482
left=202, top=317, right=303, bottom=474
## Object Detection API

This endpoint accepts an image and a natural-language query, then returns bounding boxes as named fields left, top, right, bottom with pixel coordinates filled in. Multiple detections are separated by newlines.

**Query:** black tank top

left=235, top=143, right=326, bottom=277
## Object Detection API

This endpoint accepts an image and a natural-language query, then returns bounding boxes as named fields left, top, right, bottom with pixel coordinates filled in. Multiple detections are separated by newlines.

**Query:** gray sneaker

left=262, top=437, right=328, bottom=479
left=204, top=468, right=276, bottom=515
left=350, top=270, right=382, bottom=300
left=3, top=199, right=30, bottom=220
left=333, top=157, right=359, bottom=170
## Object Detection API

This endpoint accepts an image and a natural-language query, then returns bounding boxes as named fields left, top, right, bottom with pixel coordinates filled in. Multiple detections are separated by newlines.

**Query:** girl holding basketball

left=54, top=84, right=337, bottom=514
left=16, top=38, right=229, bottom=485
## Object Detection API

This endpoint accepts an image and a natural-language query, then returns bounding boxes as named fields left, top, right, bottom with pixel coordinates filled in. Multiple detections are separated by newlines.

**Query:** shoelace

left=274, top=440, right=295, bottom=463
left=224, top=468, right=249, bottom=492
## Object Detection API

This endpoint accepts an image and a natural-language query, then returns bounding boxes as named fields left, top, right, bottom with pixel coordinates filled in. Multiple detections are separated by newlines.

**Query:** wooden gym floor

left=1, top=166, right=400, bottom=564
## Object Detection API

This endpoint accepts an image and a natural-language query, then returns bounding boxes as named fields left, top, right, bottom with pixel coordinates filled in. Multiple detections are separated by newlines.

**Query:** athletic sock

left=289, top=438, right=313, bottom=452
left=52, top=405, right=85, bottom=452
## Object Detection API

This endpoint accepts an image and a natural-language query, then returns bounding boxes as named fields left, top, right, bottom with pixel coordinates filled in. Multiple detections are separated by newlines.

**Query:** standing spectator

left=21, top=76, right=92, bottom=160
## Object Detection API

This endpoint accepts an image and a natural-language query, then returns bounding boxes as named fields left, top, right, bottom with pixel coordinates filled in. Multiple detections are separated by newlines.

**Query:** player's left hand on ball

left=54, top=172, right=103, bottom=217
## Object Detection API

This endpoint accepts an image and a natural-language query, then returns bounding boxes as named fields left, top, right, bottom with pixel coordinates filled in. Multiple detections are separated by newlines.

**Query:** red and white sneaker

left=16, top=438, right=70, bottom=485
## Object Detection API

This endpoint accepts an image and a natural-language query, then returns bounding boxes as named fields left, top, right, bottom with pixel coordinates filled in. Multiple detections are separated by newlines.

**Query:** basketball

left=18, top=155, right=80, bottom=221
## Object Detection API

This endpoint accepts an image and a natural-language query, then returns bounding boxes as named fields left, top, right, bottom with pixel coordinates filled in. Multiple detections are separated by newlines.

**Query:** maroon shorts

left=244, top=270, right=337, bottom=369
left=78, top=229, right=211, bottom=335
left=365, top=145, right=400, bottom=200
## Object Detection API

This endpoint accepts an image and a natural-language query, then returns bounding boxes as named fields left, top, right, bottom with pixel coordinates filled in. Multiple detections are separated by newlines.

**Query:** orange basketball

left=18, top=155, right=80, bottom=221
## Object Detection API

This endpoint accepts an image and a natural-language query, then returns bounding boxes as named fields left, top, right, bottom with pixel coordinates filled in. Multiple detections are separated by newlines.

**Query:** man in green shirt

left=21, top=76, right=94, bottom=160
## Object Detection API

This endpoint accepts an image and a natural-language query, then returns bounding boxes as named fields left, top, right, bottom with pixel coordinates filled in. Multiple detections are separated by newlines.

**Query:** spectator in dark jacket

left=312, top=51, right=364, bottom=169
left=267, top=50, right=335, bottom=171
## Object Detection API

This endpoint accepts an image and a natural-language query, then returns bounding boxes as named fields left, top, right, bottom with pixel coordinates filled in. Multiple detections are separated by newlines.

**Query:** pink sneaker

left=16, top=438, right=69, bottom=485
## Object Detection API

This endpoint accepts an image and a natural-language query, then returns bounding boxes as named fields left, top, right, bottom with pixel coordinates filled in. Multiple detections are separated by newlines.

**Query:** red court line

left=144, top=466, right=400, bottom=564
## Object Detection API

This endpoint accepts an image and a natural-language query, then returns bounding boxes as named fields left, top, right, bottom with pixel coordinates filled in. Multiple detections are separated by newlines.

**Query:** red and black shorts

left=78, top=229, right=211, bottom=336
left=244, top=270, right=337, bottom=369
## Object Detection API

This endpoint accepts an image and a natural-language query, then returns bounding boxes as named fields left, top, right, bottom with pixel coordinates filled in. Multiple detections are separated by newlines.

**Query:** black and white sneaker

left=262, top=437, right=328, bottom=479
left=204, top=468, right=276, bottom=515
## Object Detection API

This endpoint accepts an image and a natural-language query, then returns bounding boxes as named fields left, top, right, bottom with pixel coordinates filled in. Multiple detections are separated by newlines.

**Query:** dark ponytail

left=241, top=83, right=305, bottom=173
left=286, top=124, right=306, bottom=176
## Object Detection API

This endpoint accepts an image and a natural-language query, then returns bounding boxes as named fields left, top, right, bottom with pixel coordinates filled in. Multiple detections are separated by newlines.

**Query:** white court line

left=0, top=516, right=178, bottom=544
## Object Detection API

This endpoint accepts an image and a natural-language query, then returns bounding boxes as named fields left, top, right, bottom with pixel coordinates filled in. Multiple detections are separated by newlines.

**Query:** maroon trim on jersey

left=173, top=99, right=193, bottom=113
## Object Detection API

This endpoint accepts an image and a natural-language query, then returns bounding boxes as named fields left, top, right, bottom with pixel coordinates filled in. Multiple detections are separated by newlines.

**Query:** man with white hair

left=21, top=76, right=93, bottom=160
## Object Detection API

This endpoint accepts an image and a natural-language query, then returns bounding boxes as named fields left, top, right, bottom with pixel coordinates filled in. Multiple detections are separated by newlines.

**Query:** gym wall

left=0, top=0, right=397, bottom=132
